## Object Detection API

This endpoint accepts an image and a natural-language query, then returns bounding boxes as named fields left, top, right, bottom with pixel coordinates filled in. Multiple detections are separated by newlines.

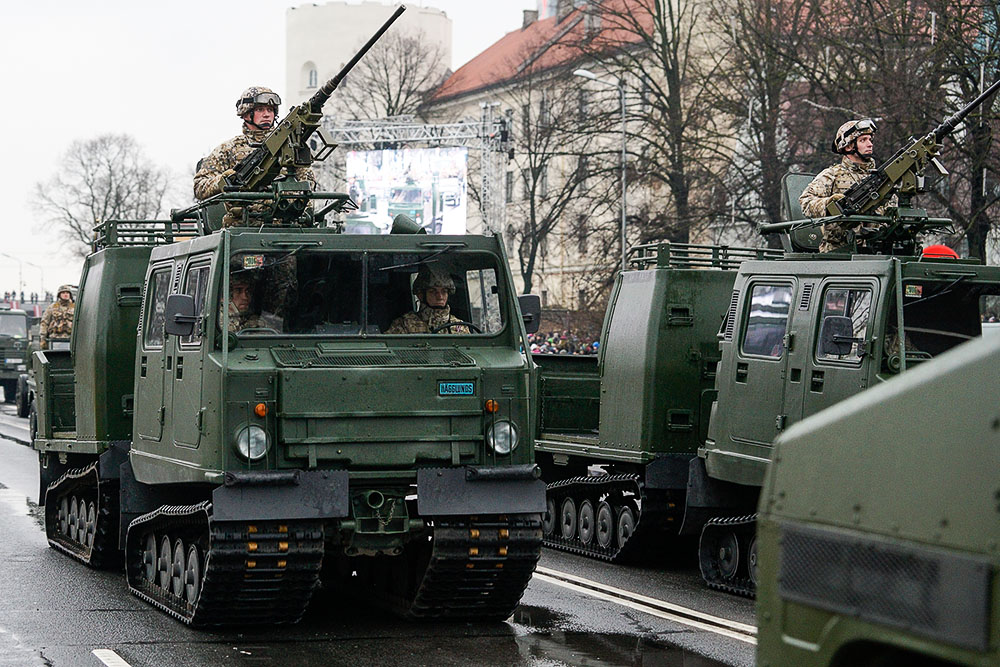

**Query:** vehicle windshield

left=0, top=313, right=27, bottom=337
left=223, top=250, right=504, bottom=337
left=390, top=188, right=422, bottom=204
left=891, top=280, right=1000, bottom=358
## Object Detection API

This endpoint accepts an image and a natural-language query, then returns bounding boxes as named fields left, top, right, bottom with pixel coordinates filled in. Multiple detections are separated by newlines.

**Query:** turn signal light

left=484, top=399, right=499, bottom=413
left=255, top=403, right=267, bottom=417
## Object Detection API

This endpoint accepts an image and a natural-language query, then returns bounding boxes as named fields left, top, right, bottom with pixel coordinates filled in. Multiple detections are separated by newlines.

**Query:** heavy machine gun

left=224, top=5, right=406, bottom=192
left=828, top=77, right=1000, bottom=217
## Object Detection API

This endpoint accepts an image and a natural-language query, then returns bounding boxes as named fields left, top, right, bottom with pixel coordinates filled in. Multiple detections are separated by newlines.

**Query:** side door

left=800, top=281, right=877, bottom=419
left=171, top=257, right=213, bottom=449
left=134, top=264, right=173, bottom=443
left=727, top=281, right=795, bottom=451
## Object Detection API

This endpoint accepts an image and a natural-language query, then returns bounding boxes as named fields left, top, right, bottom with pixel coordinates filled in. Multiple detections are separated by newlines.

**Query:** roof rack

left=628, top=241, right=783, bottom=270
left=92, top=219, right=204, bottom=251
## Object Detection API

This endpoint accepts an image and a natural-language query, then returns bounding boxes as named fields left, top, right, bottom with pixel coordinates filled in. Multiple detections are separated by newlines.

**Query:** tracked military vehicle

left=756, top=334, right=1000, bottom=667
left=0, top=306, right=29, bottom=403
left=535, top=79, right=1000, bottom=598
left=32, top=7, right=545, bottom=626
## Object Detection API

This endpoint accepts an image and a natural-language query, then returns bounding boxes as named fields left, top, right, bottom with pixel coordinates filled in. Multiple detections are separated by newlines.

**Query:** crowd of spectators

left=528, top=330, right=600, bottom=355
left=2, top=291, right=50, bottom=304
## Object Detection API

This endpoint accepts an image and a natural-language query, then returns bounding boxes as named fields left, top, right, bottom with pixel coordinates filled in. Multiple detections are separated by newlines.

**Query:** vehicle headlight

left=486, top=420, right=519, bottom=455
left=235, top=425, right=269, bottom=461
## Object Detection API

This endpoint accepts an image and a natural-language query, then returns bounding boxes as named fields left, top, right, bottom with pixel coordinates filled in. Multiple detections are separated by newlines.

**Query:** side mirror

left=518, top=294, right=541, bottom=335
left=164, top=293, right=198, bottom=337
left=819, top=315, right=855, bottom=356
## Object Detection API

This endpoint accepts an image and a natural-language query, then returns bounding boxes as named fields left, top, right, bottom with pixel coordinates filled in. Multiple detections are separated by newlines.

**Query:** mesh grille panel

left=723, top=290, right=740, bottom=341
left=778, top=523, right=990, bottom=651
left=272, top=347, right=474, bottom=367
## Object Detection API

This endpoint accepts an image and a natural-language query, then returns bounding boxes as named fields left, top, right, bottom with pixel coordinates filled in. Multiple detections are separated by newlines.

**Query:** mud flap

left=679, top=457, right=758, bottom=536
left=212, top=470, right=350, bottom=522
left=416, top=465, right=546, bottom=516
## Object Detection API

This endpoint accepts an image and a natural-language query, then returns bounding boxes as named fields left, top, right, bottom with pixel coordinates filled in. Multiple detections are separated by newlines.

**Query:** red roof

left=430, top=1, right=647, bottom=103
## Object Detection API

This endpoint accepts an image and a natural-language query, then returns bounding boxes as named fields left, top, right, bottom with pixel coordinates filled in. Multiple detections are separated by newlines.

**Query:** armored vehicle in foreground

left=0, top=306, right=29, bottom=403
left=32, top=7, right=545, bottom=626
left=756, top=334, right=1000, bottom=667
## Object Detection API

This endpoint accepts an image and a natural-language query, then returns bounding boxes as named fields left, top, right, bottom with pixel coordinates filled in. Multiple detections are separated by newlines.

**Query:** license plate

left=439, top=381, right=474, bottom=396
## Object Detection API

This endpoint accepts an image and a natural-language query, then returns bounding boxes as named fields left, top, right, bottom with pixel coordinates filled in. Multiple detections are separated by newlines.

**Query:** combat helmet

left=412, top=265, right=455, bottom=295
left=832, top=118, right=877, bottom=154
left=236, top=86, right=282, bottom=118
left=57, top=284, right=74, bottom=301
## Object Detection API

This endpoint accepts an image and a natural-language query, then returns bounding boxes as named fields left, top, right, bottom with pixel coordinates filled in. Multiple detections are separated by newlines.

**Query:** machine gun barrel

left=932, top=78, right=1000, bottom=142
left=307, top=5, right=406, bottom=113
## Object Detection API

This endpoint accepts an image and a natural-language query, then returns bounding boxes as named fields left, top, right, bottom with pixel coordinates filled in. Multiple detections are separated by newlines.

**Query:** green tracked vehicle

left=32, top=6, right=545, bottom=627
left=533, top=243, right=781, bottom=561
left=756, top=334, right=1000, bottom=667
left=535, top=80, right=1000, bottom=599
left=0, top=306, right=29, bottom=403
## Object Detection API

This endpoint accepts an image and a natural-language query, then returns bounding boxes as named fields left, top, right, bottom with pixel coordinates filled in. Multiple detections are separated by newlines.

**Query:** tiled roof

left=429, top=1, right=645, bottom=103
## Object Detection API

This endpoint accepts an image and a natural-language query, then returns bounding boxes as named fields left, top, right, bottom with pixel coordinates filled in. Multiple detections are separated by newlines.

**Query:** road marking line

left=92, top=649, right=132, bottom=667
left=533, top=567, right=757, bottom=645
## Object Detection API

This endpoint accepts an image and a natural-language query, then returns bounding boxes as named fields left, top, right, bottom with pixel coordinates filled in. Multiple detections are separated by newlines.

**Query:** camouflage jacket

left=386, top=305, right=470, bottom=334
left=40, top=300, right=74, bottom=348
left=799, top=157, right=889, bottom=252
left=193, top=125, right=317, bottom=227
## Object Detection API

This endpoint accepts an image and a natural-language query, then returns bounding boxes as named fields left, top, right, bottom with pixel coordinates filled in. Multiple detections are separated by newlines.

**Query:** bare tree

left=577, top=0, right=719, bottom=243
left=500, top=66, right=614, bottom=297
left=34, top=134, right=172, bottom=258
left=337, top=31, right=449, bottom=120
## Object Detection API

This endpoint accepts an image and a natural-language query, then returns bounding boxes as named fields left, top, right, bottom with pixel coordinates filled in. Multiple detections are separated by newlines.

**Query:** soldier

left=193, top=86, right=317, bottom=227
left=387, top=265, right=471, bottom=334
left=40, top=285, right=75, bottom=349
left=799, top=119, right=888, bottom=252
left=225, top=274, right=262, bottom=333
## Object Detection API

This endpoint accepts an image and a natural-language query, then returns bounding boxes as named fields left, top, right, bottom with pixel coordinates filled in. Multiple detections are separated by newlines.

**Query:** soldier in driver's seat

left=386, top=265, right=470, bottom=334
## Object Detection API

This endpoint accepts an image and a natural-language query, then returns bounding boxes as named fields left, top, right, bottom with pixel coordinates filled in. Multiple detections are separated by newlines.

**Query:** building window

left=577, top=215, right=588, bottom=255
left=521, top=168, right=531, bottom=201
left=578, top=289, right=587, bottom=309
left=576, top=155, right=589, bottom=187
left=541, top=290, right=548, bottom=307
left=538, top=92, right=549, bottom=127
left=540, top=166, right=548, bottom=197
left=540, top=234, right=549, bottom=259
left=578, top=89, right=589, bottom=119
left=505, top=171, right=514, bottom=203
left=308, top=69, right=318, bottom=88
left=506, top=224, right=516, bottom=254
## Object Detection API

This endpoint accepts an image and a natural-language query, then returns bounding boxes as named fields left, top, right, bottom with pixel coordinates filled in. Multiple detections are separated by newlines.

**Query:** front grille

left=272, top=347, right=475, bottom=368
left=779, top=523, right=991, bottom=651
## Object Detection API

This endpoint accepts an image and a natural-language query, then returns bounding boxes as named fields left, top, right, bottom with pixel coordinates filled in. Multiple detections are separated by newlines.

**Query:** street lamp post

left=574, top=68, right=627, bottom=272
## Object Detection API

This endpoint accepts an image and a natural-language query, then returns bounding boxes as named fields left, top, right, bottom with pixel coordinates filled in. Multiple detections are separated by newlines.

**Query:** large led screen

left=345, top=147, right=469, bottom=235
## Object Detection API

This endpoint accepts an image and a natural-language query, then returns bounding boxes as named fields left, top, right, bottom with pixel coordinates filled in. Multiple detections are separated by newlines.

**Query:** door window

left=817, top=286, right=872, bottom=362
left=741, top=284, right=792, bottom=358
left=181, top=263, right=211, bottom=346
left=143, top=269, right=172, bottom=349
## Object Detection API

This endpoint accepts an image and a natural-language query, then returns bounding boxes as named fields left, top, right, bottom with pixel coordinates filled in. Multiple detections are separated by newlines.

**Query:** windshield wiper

left=379, top=245, right=459, bottom=272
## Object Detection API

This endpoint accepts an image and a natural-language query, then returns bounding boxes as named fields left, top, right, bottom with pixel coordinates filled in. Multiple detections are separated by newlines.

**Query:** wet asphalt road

left=0, top=404, right=755, bottom=667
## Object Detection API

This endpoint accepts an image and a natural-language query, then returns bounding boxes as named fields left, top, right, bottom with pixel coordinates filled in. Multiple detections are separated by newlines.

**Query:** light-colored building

left=285, top=1, right=452, bottom=105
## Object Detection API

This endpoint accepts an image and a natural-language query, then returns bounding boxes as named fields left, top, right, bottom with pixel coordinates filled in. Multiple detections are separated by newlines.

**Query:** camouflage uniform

left=224, top=301, right=264, bottom=333
left=386, top=306, right=470, bottom=334
left=799, top=157, right=888, bottom=253
left=40, top=299, right=74, bottom=349
left=193, top=125, right=317, bottom=227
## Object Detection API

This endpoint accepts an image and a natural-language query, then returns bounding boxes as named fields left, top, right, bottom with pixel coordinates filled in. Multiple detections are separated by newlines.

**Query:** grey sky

left=0, top=0, right=530, bottom=296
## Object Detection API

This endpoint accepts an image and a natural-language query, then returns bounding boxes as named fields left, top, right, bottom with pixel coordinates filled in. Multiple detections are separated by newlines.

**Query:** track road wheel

left=560, top=497, right=577, bottom=540
left=170, top=539, right=186, bottom=599
left=616, top=503, right=637, bottom=548
left=58, top=496, right=69, bottom=536
left=542, top=497, right=557, bottom=537
left=83, top=501, right=97, bottom=550
left=142, top=533, right=157, bottom=583
left=67, top=496, right=80, bottom=542
left=717, top=531, right=740, bottom=580
left=577, top=500, right=595, bottom=545
left=184, top=544, right=201, bottom=604
left=596, top=501, right=614, bottom=549
left=748, top=535, right=758, bottom=587
left=157, top=535, right=172, bottom=590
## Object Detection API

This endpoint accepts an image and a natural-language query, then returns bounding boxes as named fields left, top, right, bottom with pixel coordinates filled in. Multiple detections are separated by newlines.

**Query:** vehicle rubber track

left=350, top=514, right=542, bottom=622
left=698, top=513, right=757, bottom=597
left=125, top=502, right=325, bottom=626
left=543, top=474, right=678, bottom=562
left=44, top=463, right=121, bottom=569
